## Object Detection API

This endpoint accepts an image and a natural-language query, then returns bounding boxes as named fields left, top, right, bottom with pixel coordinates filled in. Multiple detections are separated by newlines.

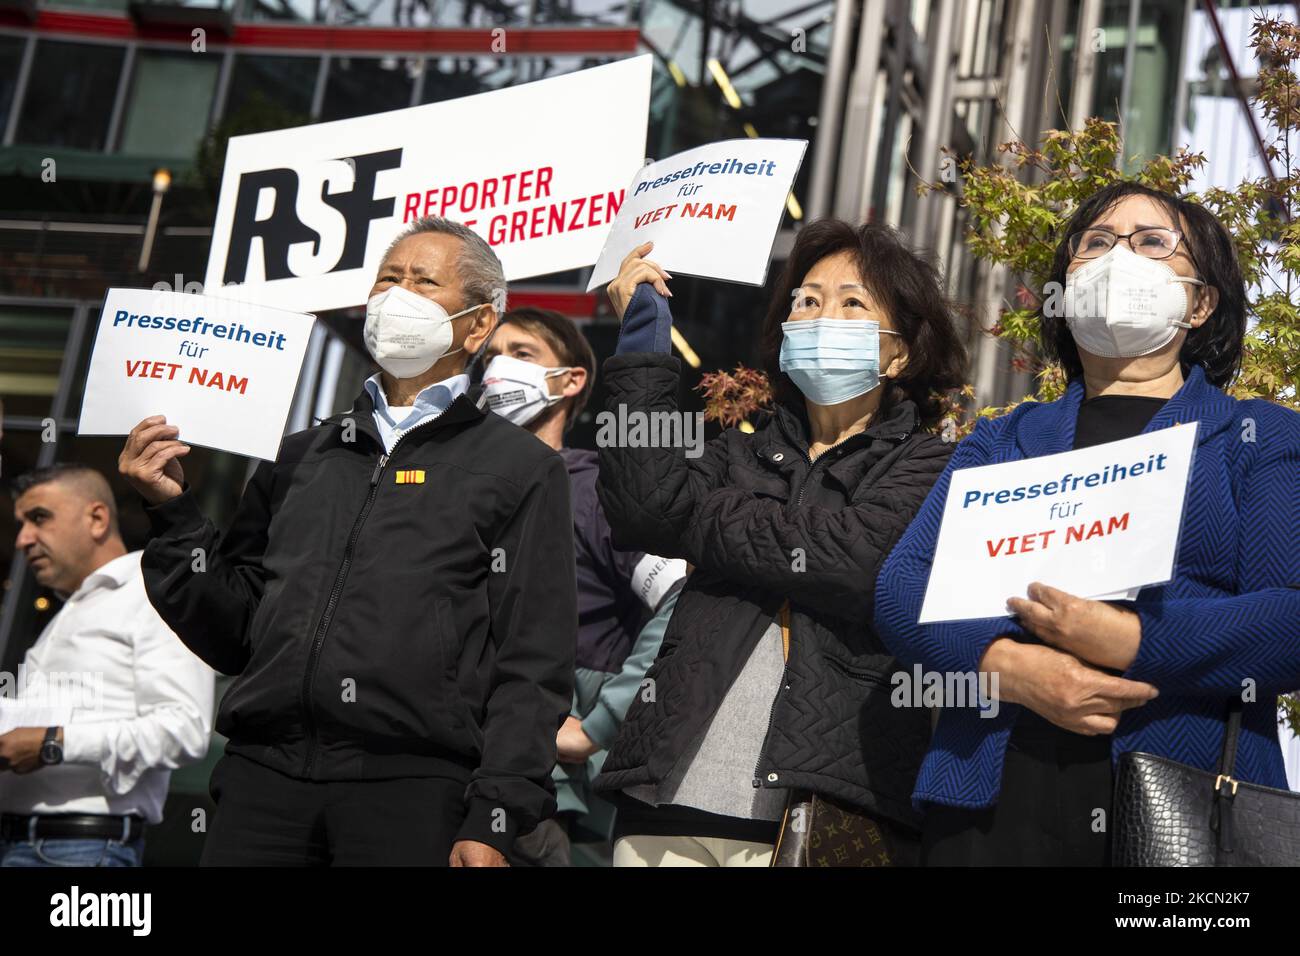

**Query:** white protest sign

left=205, top=56, right=652, bottom=313
left=918, top=423, right=1199, bottom=623
left=586, top=138, right=808, bottom=290
left=77, top=288, right=316, bottom=461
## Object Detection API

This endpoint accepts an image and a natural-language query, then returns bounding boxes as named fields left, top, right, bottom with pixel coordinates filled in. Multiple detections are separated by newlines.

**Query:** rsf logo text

left=221, top=148, right=402, bottom=284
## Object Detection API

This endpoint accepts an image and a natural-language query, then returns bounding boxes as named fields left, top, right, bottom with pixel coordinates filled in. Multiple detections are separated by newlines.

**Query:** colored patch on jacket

left=394, top=469, right=425, bottom=484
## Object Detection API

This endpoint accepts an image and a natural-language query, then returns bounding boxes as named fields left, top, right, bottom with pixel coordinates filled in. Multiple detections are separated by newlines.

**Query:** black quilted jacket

left=591, top=352, right=953, bottom=829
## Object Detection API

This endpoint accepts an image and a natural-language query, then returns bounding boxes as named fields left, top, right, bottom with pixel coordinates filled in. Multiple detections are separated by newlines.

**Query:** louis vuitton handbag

left=770, top=789, right=920, bottom=867
left=767, top=603, right=920, bottom=867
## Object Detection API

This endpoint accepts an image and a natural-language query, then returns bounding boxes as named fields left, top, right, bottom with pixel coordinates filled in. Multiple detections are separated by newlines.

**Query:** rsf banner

left=205, top=56, right=653, bottom=313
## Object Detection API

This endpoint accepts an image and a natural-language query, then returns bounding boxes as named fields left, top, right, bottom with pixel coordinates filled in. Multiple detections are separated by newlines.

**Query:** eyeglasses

left=1067, top=227, right=1184, bottom=261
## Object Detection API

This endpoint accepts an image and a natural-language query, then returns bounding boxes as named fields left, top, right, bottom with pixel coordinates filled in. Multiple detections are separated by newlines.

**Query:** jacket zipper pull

left=370, top=453, right=389, bottom=486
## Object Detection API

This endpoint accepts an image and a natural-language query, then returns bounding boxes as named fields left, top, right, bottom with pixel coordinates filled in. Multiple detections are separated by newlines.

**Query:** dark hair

left=497, top=306, right=596, bottom=429
left=11, top=462, right=119, bottom=529
left=759, top=219, right=967, bottom=430
left=11, top=462, right=103, bottom=498
left=1039, top=181, right=1247, bottom=387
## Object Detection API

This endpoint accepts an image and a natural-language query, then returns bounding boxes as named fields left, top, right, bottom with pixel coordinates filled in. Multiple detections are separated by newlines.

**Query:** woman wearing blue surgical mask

left=876, top=181, right=1300, bottom=866
left=591, top=220, right=966, bottom=867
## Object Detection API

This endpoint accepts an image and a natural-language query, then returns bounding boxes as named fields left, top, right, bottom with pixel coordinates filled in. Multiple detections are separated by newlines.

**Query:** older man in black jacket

left=119, top=217, right=576, bottom=867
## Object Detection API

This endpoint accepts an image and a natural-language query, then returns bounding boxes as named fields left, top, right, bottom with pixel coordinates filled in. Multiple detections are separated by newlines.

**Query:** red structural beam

left=0, top=9, right=641, bottom=54
left=507, top=289, right=601, bottom=319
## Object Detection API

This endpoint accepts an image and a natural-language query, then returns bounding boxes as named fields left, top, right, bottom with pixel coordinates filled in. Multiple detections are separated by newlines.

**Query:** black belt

left=1, top=813, right=145, bottom=843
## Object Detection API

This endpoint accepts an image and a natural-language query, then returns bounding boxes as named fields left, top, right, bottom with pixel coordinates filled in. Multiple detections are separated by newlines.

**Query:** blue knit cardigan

left=875, top=365, right=1300, bottom=810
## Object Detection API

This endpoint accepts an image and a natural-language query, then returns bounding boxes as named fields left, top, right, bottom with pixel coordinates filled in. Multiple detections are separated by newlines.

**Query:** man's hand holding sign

left=119, top=416, right=189, bottom=506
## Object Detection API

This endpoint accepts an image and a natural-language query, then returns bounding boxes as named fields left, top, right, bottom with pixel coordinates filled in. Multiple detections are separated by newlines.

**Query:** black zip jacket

left=139, top=385, right=577, bottom=853
left=591, top=352, right=951, bottom=829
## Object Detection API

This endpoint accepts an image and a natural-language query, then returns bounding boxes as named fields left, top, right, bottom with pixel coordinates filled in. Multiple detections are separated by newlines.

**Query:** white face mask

left=481, top=354, right=571, bottom=427
left=1064, top=245, right=1203, bottom=358
left=364, top=285, right=481, bottom=379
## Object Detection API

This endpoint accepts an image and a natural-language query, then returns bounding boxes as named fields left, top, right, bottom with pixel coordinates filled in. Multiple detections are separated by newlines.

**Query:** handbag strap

left=779, top=601, right=790, bottom=662
left=1213, top=696, right=1244, bottom=857
left=1216, top=696, right=1243, bottom=779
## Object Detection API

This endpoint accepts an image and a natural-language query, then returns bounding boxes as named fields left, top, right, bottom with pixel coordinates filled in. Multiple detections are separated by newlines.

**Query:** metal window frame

left=3, top=32, right=133, bottom=151
left=1, top=33, right=35, bottom=147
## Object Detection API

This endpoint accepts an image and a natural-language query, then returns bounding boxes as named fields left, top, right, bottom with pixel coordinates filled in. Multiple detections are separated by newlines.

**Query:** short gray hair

left=383, top=216, right=507, bottom=313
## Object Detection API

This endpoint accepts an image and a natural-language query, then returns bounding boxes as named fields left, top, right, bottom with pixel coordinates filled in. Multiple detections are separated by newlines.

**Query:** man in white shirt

left=0, top=464, right=213, bottom=867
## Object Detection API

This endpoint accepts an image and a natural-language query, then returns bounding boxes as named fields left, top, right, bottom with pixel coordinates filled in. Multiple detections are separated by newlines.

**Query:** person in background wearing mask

left=592, top=224, right=966, bottom=867
left=877, top=182, right=1300, bottom=865
left=1, top=464, right=213, bottom=867
left=118, top=216, right=577, bottom=867
left=480, top=307, right=686, bottom=866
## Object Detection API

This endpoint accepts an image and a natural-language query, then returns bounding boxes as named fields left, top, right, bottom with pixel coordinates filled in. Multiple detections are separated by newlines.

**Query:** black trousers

left=201, top=752, right=469, bottom=866
left=920, top=713, right=1113, bottom=867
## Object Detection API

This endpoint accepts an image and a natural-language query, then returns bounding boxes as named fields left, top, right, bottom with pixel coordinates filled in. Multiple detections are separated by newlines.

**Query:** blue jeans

left=0, top=836, right=144, bottom=867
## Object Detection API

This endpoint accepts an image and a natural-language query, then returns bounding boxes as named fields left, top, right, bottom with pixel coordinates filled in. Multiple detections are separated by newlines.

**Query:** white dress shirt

left=364, top=372, right=470, bottom=453
left=0, top=551, right=214, bottom=824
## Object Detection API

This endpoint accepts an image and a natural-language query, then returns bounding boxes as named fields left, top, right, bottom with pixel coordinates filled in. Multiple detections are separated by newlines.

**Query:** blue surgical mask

left=778, top=318, right=900, bottom=406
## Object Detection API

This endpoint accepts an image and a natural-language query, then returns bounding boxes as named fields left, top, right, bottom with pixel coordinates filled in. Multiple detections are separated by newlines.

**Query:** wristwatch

left=40, top=726, right=63, bottom=766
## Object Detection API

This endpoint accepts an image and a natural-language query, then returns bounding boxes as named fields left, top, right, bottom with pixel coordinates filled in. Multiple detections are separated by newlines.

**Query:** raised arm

left=122, top=416, right=273, bottom=676
left=595, top=283, right=737, bottom=557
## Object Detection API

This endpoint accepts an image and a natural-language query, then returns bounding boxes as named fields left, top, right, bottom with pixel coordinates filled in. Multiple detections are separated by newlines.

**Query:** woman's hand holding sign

left=606, top=241, right=672, bottom=320
left=119, top=415, right=190, bottom=505
left=980, top=637, right=1158, bottom=736
left=981, top=581, right=1155, bottom=736
left=1008, top=582, right=1143, bottom=671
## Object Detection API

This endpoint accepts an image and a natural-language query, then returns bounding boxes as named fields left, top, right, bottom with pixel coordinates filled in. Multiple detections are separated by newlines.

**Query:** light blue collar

left=364, top=372, right=470, bottom=435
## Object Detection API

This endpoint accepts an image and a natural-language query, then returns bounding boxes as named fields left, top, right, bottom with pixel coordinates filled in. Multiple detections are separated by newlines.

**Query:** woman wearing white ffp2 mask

left=876, top=183, right=1300, bottom=868
left=1063, top=234, right=1206, bottom=358
left=1054, top=199, right=1220, bottom=368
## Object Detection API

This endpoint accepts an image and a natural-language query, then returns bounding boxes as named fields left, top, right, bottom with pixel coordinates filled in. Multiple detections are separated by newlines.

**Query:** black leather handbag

left=1113, top=699, right=1300, bottom=866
